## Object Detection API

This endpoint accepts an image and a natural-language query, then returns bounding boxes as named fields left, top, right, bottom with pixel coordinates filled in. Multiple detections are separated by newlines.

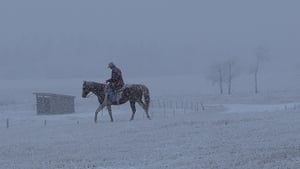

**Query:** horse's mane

left=84, top=81, right=105, bottom=86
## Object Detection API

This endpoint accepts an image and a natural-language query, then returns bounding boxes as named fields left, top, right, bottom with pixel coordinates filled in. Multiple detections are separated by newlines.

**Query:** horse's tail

left=142, top=85, right=150, bottom=112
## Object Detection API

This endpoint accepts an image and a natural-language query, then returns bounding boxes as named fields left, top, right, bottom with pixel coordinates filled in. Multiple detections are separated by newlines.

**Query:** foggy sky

left=0, top=0, right=299, bottom=79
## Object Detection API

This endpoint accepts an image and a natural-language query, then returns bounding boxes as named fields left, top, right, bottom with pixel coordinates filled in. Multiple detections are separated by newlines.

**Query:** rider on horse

left=105, top=62, right=124, bottom=104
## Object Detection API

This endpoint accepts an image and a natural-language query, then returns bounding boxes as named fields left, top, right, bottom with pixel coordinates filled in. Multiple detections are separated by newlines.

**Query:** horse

left=82, top=81, right=151, bottom=123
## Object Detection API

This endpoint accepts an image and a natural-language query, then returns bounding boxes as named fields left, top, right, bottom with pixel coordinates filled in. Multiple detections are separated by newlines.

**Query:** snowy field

left=1, top=76, right=300, bottom=169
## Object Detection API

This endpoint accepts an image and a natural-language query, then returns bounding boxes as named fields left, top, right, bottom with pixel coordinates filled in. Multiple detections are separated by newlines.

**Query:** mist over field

left=0, top=0, right=299, bottom=81
left=1, top=1, right=300, bottom=169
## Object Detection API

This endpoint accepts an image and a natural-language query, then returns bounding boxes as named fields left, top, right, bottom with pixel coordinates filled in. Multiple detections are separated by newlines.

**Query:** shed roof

left=33, top=92, right=75, bottom=98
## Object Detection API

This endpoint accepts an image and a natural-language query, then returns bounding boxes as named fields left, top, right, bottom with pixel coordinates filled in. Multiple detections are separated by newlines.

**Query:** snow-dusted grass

left=1, top=77, right=300, bottom=169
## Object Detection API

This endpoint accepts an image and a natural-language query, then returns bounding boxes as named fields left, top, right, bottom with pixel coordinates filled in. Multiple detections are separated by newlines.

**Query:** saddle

left=105, top=85, right=126, bottom=104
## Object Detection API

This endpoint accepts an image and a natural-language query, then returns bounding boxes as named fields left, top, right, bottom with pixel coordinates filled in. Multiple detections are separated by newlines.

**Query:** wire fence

left=0, top=97, right=226, bottom=129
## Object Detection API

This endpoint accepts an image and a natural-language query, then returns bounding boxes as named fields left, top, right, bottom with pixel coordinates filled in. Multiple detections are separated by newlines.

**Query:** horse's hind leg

left=137, top=101, right=151, bottom=120
left=107, top=105, right=114, bottom=122
left=129, top=101, right=136, bottom=121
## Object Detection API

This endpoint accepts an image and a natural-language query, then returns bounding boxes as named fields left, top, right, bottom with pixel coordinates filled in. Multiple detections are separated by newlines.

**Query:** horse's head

left=82, top=81, right=91, bottom=98
left=82, top=81, right=106, bottom=99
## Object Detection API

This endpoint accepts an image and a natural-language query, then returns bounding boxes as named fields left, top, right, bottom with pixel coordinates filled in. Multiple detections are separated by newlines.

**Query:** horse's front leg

left=107, top=105, right=114, bottom=122
left=94, top=104, right=105, bottom=123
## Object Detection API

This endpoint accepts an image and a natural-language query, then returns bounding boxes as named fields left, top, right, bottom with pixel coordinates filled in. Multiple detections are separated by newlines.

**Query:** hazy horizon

left=0, top=0, right=299, bottom=79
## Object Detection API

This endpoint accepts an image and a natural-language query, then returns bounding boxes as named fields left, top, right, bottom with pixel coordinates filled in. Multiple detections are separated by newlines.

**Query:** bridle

left=83, top=85, right=94, bottom=98
left=86, top=92, right=93, bottom=98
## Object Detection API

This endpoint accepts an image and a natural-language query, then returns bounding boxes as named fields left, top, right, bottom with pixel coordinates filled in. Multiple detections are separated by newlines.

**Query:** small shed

left=33, top=93, right=75, bottom=115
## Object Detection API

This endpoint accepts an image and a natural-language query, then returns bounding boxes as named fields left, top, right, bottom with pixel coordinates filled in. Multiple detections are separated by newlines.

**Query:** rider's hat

left=108, top=62, right=115, bottom=68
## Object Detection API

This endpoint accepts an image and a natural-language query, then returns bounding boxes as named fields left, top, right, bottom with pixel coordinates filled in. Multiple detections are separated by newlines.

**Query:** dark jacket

left=106, top=66, right=124, bottom=90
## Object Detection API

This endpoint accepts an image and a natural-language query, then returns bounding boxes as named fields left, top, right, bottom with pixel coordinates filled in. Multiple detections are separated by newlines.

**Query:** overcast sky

left=0, top=0, right=299, bottom=79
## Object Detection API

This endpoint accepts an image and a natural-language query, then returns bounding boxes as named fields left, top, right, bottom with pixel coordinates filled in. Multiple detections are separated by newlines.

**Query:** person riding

left=105, top=62, right=124, bottom=104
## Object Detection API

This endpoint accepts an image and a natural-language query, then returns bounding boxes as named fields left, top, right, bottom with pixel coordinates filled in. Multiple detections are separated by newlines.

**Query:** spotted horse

left=82, top=81, right=151, bottom=123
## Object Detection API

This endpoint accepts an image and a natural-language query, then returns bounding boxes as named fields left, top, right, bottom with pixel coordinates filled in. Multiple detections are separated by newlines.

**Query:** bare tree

left=218, top=66, right=224, bottom=95
left=226, top=60, right=234, bottom=95
left=207, top=58, right=240, bottom=95
left=224, top=58, right=239, bottom=95
left=251, top=45, right=269, bottom=94
left=207, top=63, right=225, bottom=95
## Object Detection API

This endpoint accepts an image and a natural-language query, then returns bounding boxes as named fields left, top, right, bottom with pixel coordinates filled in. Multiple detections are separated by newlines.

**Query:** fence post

left=6, top=119, right=9, bottom=129
left=163, top=101, right=166, bottom=117
left=201, top=103, right=205, bottom=111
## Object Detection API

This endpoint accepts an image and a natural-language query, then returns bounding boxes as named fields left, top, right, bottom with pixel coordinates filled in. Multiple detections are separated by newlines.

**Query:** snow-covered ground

left=1, top=77, right=300, bottom=169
